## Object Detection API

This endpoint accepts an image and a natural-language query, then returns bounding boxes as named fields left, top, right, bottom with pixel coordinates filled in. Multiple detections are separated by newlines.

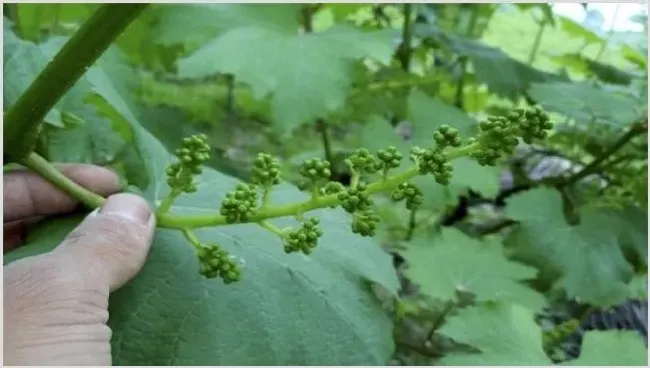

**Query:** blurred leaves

left=415, top=23, right=566, bottom=99
left=178, top=23, right=394, bottom=134
left=528, top=81, right=643, bottom=128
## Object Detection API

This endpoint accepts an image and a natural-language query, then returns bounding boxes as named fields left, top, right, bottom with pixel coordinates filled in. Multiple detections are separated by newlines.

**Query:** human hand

left=3, top=164, right=156, bottom=365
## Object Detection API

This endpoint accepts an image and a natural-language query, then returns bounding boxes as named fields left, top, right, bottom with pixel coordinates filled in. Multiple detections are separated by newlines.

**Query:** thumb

left=52, top=193, right=156, bottom=291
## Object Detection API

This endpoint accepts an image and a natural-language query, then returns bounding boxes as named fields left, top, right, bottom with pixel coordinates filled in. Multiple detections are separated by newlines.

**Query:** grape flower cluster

left=161, top=107, right=554, bottom=284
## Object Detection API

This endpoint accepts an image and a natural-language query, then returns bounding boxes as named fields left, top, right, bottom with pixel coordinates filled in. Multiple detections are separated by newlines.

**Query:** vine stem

left=24, top=152, right=106, bottom=208
left=156, top=143, right=479, bottom=229
left=20, top=141, right=479, bottom=231
left=563, top=123, right=645, bottom=186
left=4, top=4, right=148, bottom=162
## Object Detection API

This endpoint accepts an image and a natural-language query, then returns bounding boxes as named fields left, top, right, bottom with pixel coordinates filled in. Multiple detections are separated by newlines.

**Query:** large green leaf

left=504, top=188, right=634, bottom=307
left=402, top=229, right=546, bottom=311
left=177, top=25, right=394, bottom=133
left=151, top=4, right=301, bottom=47
left=414, top=24, right=565, bottom=99
left=551, top=53, right=636, bottom=85
left=6, top=123, right=400, bottom=365
left=438, top=302, right=552, bottom=365
left=561, top=330, right=647, bottom=366
left=3, top=27, right=67, bottom=127
left=528, top=81, right=643, bottom=128
left=558, top=16, right=604, bottom=46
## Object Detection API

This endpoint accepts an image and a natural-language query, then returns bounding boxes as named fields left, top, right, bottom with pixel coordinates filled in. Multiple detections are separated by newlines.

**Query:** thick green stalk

left=4, top=4, right=148, bottom=162
left=24, top=152, right=105, bottom=208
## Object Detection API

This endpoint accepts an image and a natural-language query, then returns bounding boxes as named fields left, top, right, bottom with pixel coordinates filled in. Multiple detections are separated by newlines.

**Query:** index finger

left=3, top=164, right=121, bottom=223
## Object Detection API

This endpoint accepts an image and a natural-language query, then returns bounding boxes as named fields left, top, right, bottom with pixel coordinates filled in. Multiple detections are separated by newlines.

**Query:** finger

left=3, top=217, right=45, bottom=252
left=3, top=164, right=120, bottom=223
left=51, top=193, right=156, bottom=291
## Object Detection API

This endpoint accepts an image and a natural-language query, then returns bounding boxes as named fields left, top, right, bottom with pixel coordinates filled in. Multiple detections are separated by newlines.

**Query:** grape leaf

left=561, top=330, right=647, bottom=366
left=151, top=4, right=301, bottom=47
left=559, top=16, right=604, bottom=46
left=504, top=188, right=634, bottom=307
left=360, top=115, right=411, bottom=162
left=552, top=53, right=635, bottom=85
left=608, top=205, right=648, bottom=268
left=5, top=123, right=400, bottom=365
left=402, top=229, right=546, bottom=311
left=528, top=82, right=642, bottom=128
left=437, top=302, right=552, bottom=365
left=3, top=28, right=66, bottom=127
left=413, top=24, right=565, bottom=100
left=177, top=25, right=394, bottom=133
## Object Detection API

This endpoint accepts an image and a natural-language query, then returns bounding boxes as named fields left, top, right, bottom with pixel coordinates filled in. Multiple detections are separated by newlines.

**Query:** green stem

left=404, top=210, right=417, bottom=241
left=316, top=119, right=334, bottom=166
left=181, top=228, right=202, bottom=249
left=527, top=20, right=546, bottom=65
left=396, top=3, right=414, bottom=72
left=156, top=143, right=479, bottom=229
left=564, top=124, right=644, bottom=186
left=23, top=152, right=105, bottom=208
left=4, top=3, right=21, bottom=33
left=258, top=220, right=285, bottom=238
left=19, top=140, right=479, bottom=232
left=4, top=4, right=148, bottom=162
left=157, top=189, right=181, bottom=215
left=261, top=188, right=272, bottom=208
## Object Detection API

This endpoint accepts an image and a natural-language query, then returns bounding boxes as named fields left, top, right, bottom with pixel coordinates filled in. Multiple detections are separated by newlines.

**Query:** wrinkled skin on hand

left=3, top=164, right=155, bottom=365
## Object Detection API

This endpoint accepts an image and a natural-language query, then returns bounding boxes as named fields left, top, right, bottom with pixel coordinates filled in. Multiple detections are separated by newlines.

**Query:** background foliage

left=3, top=3, right=648, bottom=366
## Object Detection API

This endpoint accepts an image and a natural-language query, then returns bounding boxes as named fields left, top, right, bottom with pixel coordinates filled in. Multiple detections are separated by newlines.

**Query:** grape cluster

left=166, top=134, right=210, bottom=193
left=508, top=106, right=553, bottom=144
left=470, top=107, right=553, bottom=166
left=433, top=124, right=462, bottom=149
left=299, top=158, right=332, bottom=181
left=196, top=244, right=242, bottom=284
left=411, top=147, right=453, bottom=185
left=251, top=153, right=281, bottom=187
left=283, top=217, right=323, bottom=254
left=351, top=210, right=381, bottom=237
left=391, top=182, right=424, bottom=210
left=376, top=146, right=403, bottom=170
left=346, top=148, right=382, bottom=174
left=338, top=182, right=374, bottom=213
left=219, top=183, right=258, bottom=223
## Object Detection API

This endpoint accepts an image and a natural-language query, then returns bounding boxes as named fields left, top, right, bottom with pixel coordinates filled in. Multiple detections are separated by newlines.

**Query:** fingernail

left=99, top=193, right=152, bottom=226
